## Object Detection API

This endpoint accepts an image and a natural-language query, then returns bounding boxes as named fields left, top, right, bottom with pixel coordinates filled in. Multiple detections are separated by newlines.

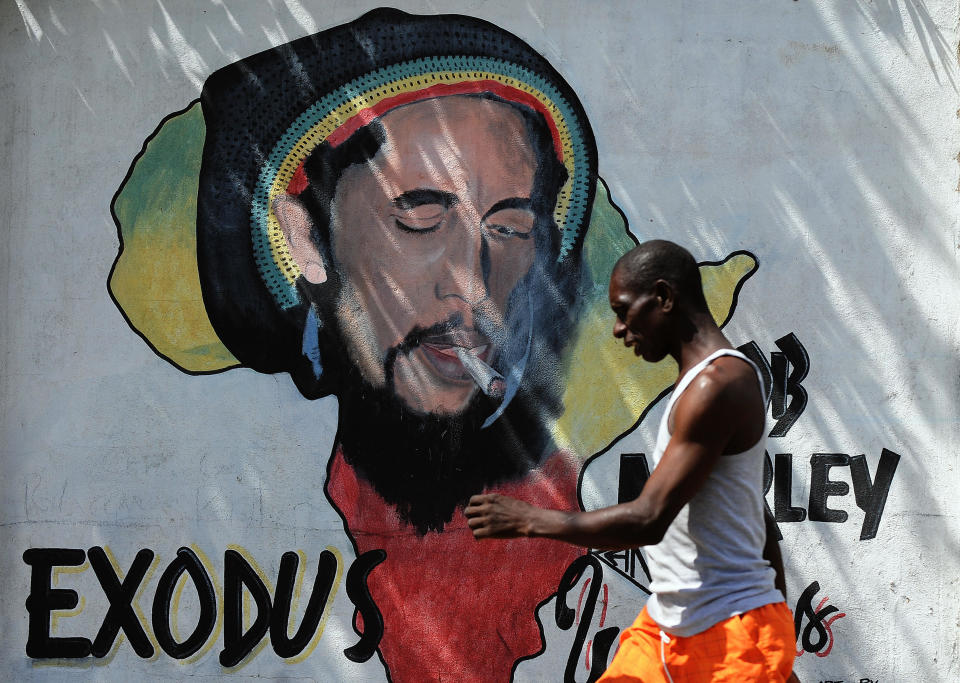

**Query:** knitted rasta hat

left=196, top=8, right=598, bottom=381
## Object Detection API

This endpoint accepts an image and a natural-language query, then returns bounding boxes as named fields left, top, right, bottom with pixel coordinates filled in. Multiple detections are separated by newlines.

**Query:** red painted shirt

left=327, top=447, right=583, bottom=681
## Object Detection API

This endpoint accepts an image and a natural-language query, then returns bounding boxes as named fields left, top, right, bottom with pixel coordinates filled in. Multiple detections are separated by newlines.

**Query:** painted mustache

left=391, top=314, right=506, bottom=399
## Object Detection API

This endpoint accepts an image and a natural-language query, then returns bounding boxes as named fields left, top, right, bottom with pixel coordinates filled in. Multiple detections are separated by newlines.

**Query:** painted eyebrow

left=392, top=188, right=458, bottom=210
left=482, top=197, right=533, bottom=222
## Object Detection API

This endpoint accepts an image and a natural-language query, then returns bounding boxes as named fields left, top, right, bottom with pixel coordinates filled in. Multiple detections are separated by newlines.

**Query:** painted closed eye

left=484, top=208, right=534, bottom=240
left=485, top=223, right=531, bottom=239
left=394, top=217, right=442, bottom=233
left=391, top=205, right=444, bottom=233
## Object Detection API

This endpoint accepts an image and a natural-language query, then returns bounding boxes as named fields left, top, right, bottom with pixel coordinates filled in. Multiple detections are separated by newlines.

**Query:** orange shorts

left=598, top=602, right=796, bottom=682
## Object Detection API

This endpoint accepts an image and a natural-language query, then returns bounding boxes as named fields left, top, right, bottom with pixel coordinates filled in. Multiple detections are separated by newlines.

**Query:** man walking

left=466, top=240, right=796, bottom=681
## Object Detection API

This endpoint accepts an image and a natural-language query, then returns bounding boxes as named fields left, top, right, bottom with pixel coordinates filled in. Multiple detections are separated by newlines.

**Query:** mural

left=98, top=9, right=758, bottom=680
left=9, top=0, right=957, bottom=680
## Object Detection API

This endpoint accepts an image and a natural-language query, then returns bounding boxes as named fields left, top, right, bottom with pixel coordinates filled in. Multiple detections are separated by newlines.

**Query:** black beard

left=311, top=263, right=571, bottom=535
left=332, top=350, right=557, bottom=535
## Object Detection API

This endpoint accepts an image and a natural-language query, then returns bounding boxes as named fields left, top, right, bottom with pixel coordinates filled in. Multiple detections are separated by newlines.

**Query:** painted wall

left=3, top=2, right=958, bottom=681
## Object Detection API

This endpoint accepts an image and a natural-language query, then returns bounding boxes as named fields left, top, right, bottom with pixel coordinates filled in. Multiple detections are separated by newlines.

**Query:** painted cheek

left=487, top=240, right=534, bottom=306
left=336, top=249, right=419, bottom=359
left=330, top=199, right=387, bottom=278
left=339, top=220, right=432, bottom=352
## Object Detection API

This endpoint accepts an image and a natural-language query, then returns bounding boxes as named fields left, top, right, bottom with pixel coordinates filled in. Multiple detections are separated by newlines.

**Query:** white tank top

left=644, top=349, right=783, bottom=636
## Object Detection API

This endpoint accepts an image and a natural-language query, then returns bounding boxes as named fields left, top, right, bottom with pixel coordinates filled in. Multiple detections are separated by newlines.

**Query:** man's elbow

left=626, top=505, right=669, bottom=547
left=641, top=521, right=668, bottom=546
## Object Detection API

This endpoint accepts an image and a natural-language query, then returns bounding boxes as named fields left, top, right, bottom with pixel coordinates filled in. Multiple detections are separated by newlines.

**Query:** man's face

left=608, top=268, right=669, bottom=363
left=328, top=96, right=539, bottom=415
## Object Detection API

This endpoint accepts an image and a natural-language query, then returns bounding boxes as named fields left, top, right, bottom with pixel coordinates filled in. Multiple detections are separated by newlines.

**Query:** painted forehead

left=379, top=96, right=534, bottom=148
left=369, top=97, right=538, bottom=185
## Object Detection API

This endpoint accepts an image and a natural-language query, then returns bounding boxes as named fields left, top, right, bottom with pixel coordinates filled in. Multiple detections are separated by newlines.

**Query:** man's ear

left=274, top=194, right=327, bottom=284
left=654, top=280, right=675, bottom=312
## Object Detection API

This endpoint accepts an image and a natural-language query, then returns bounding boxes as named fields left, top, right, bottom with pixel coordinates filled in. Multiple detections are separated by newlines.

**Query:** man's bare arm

left=466, top=371, right=744, bottom=549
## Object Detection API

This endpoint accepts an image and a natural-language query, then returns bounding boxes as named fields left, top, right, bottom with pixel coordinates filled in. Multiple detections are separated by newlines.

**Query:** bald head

left=612, top=240, right=708, bottom=313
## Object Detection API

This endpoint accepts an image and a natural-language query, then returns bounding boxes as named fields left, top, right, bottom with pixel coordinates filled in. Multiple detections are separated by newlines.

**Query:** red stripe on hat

left=328, top=80, right=564, bottom=159
left=286, top=79, right=564, bottom=195
left=287, top=163, right=309, bottom=195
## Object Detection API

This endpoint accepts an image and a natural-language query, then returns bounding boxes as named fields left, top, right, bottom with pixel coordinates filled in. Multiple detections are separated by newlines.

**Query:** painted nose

left=613, top=319, right=626, bottom=338
left=435, top=210, right=488, bottom=311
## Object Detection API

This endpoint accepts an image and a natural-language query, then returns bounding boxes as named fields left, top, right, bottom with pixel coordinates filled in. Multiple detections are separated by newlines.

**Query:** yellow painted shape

left=284, top=547, right=344, bottom=665
left=110, top=102, right=238, bottom=373
left=50, top=560, right=89, bottom=634
left=31, top=658, right=93, bottom=670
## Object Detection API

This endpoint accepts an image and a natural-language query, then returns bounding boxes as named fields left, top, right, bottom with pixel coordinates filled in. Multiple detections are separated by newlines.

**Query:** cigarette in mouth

left=454, top=347, right=507, bottom=400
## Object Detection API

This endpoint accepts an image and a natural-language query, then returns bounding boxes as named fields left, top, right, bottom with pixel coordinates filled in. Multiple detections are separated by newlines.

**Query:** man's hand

left=465, top=494, right=539, bottom=539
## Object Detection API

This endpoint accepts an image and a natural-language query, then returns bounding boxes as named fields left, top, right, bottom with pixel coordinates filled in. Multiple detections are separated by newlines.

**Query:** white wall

left=2, top=1, right=958, bottom=680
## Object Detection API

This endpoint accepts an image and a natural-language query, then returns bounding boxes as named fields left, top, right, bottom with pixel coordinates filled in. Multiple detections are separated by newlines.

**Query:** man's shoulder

left=688, top=355, right=758, bottom=402
left=674, top=355, right=763, bottom=432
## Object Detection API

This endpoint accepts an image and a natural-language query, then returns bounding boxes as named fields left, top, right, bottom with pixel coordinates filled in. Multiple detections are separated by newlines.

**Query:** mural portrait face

left=281, top=96, right=540, bottom=416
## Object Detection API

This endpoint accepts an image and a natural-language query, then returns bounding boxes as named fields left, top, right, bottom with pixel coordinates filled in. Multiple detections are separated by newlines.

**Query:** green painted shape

left=581, top=178, right=638, bottom=294
left=110, top=102, right=238, bottom=372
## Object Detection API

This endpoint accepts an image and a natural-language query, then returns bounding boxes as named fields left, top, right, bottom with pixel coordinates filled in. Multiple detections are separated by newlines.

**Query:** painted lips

left=419, top=340, right=492, bottom=381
